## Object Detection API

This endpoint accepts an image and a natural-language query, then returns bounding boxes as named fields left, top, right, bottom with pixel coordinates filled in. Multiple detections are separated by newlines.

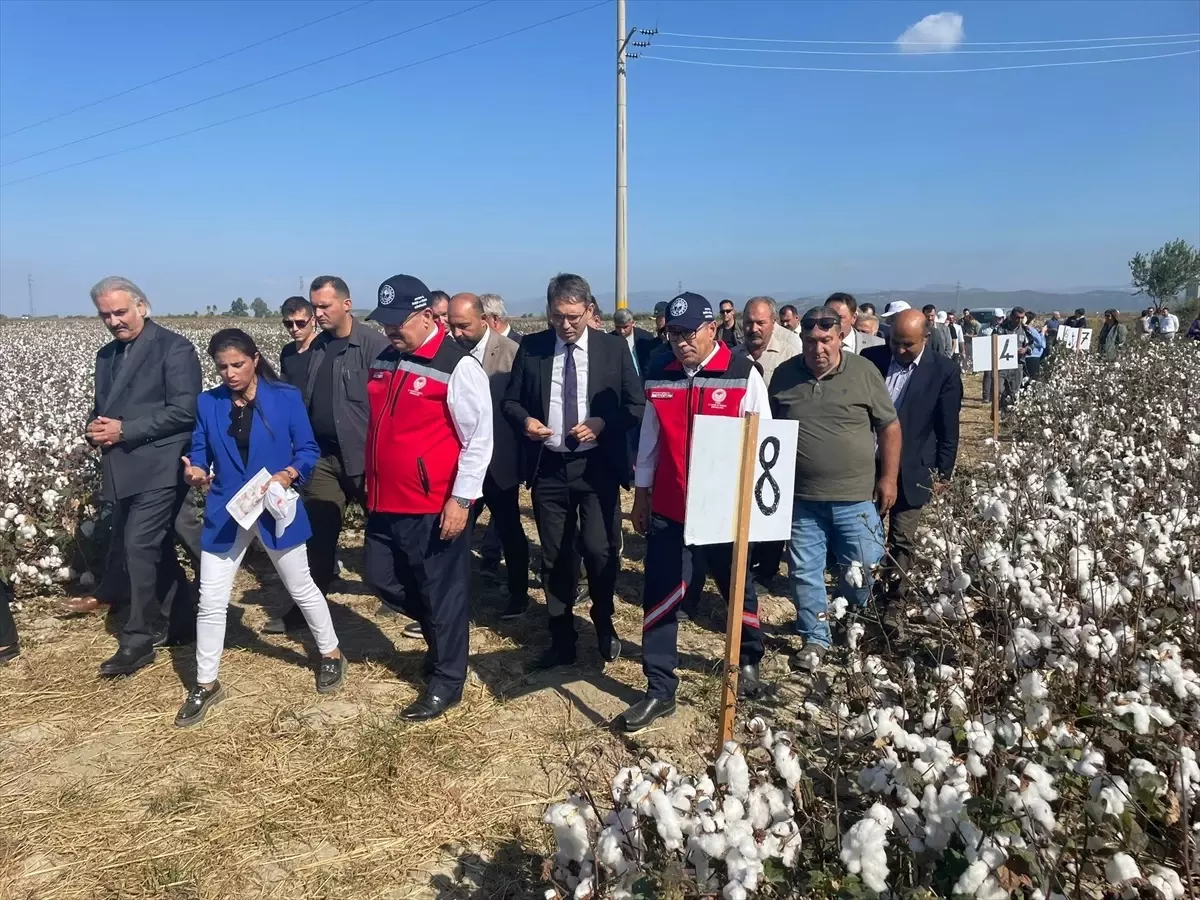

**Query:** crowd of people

left=48, top=272, right=1199, bottom=738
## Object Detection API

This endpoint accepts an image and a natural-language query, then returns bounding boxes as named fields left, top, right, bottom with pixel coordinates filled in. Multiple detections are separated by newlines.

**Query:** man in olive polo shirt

left=769, top=305, right=901, bottom=669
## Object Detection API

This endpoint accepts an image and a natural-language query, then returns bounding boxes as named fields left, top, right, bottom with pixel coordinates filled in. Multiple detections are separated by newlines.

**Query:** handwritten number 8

left=754, top=436, right=780, bottom=516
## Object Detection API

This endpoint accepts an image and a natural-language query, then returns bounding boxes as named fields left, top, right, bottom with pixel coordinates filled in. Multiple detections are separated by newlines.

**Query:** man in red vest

left=616, top=293, right=771, bottom=734
left=364, top=274, right=494, bottom=721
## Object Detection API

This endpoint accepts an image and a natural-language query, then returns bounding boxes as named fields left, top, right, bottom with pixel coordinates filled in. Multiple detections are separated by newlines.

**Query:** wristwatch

left=452, top=495, right=471, bottom=509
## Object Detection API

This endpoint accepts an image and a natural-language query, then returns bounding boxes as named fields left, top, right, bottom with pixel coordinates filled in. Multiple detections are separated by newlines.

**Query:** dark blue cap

left=664, top=292, right=714, bottom=330
left=367, top=274, right=432, bottom=325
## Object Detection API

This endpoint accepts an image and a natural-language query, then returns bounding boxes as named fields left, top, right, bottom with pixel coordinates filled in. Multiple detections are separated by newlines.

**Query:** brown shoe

left=58, top=596, right=106, bottom=615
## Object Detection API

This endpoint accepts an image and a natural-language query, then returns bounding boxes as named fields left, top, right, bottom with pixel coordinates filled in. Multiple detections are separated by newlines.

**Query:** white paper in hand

left=226, top=468, right=272, bottom=531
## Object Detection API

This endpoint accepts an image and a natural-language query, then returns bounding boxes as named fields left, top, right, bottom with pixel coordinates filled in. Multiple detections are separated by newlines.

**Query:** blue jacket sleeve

left=285, top=387, right=319, bottom=482
left=188, top=392, right=212, bottom=472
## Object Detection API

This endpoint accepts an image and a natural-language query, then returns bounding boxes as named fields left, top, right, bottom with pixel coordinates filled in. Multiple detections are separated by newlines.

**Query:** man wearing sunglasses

left=616, top=292, right=770, bottom=734
left=279, top=296, right=318, bottom=390
left=769, top=306, right=900, bottom=671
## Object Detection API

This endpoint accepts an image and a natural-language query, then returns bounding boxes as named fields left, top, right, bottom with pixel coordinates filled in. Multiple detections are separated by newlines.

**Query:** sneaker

left=791, top=645, right=828, bottom=673
left=316, top=654, right=347, bottom=693
left=174, top=682, right=224, bottom=728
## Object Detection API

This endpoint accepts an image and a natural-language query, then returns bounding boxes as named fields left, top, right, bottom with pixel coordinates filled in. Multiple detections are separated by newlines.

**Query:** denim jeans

left=787, top=500, right=885, bottom=648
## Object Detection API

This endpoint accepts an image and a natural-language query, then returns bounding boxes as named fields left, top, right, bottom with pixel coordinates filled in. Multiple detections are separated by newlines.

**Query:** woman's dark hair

left=207, top=328, right=279, bottom=381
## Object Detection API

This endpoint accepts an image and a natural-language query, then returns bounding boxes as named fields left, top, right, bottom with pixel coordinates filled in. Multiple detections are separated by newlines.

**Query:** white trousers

left=195, top=526, right=339, bottom=684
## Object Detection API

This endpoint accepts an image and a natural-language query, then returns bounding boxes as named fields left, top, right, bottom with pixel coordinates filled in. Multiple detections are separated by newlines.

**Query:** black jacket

left=862, top=345, right=963, bottom=509
left=91, top=319, right=202, bottom=501
left=610, top=325, right=660, bottom=377
left=502, top=328, right=644, bottom=486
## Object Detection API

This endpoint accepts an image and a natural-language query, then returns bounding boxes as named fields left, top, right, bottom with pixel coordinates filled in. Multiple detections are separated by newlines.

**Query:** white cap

left=993, top=308, right=1005, bottom=319
left=935, top=310, right=947, bottom=324
left=880, top=300, right=911, bottom=317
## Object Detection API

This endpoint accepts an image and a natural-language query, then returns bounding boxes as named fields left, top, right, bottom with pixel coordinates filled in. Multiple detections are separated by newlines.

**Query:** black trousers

left=96, top=484, right=195, bottom=653
left=364, top=511, right=470, bottom=699
left=0, top=578, right=16, bottom=648
left=881, top=488, right=924, bottom=604
left=751, top=540, right=786, bottom=584
left=531, top=450, right=619, bottom=650
left=642, top=515, right=763, bottom=700
left=474, top=476, right=529, bottom=599
left=303, top=453, right=365, bottom=593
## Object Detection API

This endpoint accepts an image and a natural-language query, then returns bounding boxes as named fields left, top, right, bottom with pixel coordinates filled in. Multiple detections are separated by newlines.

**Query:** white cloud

left=895, top=12, right=965, bottom=54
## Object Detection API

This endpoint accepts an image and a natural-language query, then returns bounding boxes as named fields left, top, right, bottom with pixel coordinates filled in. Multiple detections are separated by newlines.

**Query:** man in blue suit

left=862, top=309, right=962, bottom=634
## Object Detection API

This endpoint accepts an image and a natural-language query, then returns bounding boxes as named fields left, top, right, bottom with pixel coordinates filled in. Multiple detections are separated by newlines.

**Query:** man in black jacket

left=611, top=308, right=658, bottom=379
left=503, top=274, right=644, bottom=669
left=85, top=276, right=202, bottom=676
left=862, top=309, right=962, bottom=632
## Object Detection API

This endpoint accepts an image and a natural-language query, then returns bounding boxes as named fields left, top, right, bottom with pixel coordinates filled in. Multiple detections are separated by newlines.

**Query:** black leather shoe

left=0, top=643, right=20, bottom=664
left=501, top=593, right=529, bottom=620
left=99, top=646, right=155, bottom=677
left=262, top=605, right=307, bottom=635
left=316, top=654, right=347, bottom=693
left=529, top=646, right=577, bottom=671
left=598, top=634, right=622, bottom=663
left=402, top=621, right=423, bottom=640
left=479, top=560, right=501, bottom=584
left=617, top=697, right=676, bottom=734
left=737, top=662, right=761, bottom=699
left=376, top=603, right=400, bottom=619
left=399, top=690, right=459, bottom=722
left=175, top=682, right=224, bottom=728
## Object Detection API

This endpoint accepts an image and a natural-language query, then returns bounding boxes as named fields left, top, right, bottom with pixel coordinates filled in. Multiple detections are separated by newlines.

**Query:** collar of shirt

left=554, top=324, right=590, bottom=356
left=801, top=351, right=845, bottom=381
left=501, top=324, right=512, bottom=338
left=682, top=343, right=721, bottom=378
left=470, top=326, right=489, bottom=363
left=888, top=348, right=923, bottom=375
left=840, top=330, right=855, bottom=352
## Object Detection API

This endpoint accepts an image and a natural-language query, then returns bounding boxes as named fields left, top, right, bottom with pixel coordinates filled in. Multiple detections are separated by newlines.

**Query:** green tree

left=228, top=297, right=249, bottom=317
left=1129, top=239, right=1200, bottom=306
left=251, top=297, right=271, bottom=318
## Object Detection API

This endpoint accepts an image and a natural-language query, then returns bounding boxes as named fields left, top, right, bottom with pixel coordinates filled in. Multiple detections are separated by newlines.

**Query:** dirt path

left=0, top=391, right=998, bottom=900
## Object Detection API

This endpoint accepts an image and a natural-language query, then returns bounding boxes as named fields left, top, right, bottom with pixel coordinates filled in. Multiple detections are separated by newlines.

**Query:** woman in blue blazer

left=176, top=328, right=344, bottom=727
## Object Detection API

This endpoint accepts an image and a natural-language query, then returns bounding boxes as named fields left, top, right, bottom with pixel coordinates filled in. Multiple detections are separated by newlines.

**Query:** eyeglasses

left=667, top=328, right=700, bottom=342
left=719, top=307, right=734, bottom=315
left=549, top=313, right=586, bottom=326
left=282, top=317, right=311, bottom=331
left=801, top=316, right=840, bottom=332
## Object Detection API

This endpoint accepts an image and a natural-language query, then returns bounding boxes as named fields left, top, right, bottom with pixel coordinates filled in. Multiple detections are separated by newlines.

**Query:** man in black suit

left=503, top=274, right=644, bottom=668
left=862, top=309, right=962, bottom=632
left=84, top=276, right=202, bottom=676
left=611, top=308, right=658, bottom=379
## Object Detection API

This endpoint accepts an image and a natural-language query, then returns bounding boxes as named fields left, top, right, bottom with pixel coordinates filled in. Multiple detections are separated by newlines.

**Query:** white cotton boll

left=845, top=561, right=864, bottom=588
left=747, top=785, right=772, bottom=831
left=721, top=881, right=747, bottom=900
left=722, top=796, right=745, bottom=823
left=772, top=736, right=803, bottom=790
left=840, top=803, right=892, bottom=893
left=611, top=767, right=641, bottom=803
left=715, top=742, right=750, bottom=800
left=572, top=876, right=594, bottom=899
left=1089, top=776, right=1129, bottom=817
left=747, top=716, right=773, bottom=750
left=544, top=797, right=596, bottom=867
left=847, top=621, right=865, bottom=652
left=830, top=596, right=848, bottom=620
left=1105, top=852, right=1141, bottom=885
left=1073, top=748, right=1105, bottom=777
left=1147, top=865, right=1185, bottom=899
left=983, top=499, right=1009, bottom=523
left=951, top=571, right=972, bottom=592
left=647, top=788, right=685, bottom=852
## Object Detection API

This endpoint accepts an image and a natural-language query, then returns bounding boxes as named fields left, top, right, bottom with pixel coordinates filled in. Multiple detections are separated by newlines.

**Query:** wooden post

left=716, top=412, right=760, bottom=756
left=991, top=332, right=1000, bottom=443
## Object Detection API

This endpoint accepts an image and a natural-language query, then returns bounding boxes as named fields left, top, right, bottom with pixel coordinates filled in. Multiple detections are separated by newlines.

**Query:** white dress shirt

left=500, top=324, right=513, bottom=339
left=415, top=328, right=493, bottom=499
left=469, top=325, right=490, bottom=364
left=884, top=349, right=924, bottom=410
left=634, top=344, right=772, bottom=488
left=546, top=326, right=595, bottom=452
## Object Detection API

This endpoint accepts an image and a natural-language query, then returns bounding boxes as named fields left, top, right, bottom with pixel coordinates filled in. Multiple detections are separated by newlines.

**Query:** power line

left=655, top=29, right=1200, bottom=46
left=1, top=1, right=497, bottom=168
left=638, top=48, right=1200, bottom=74
left=0, top=1, right=377, bottom=139
left=2, top=1, right=612, bottom=188
left=651, top=38, right=1200, bottom=56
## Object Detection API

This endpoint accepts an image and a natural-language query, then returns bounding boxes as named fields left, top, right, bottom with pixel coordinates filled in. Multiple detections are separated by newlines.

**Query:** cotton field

left=0, top=318, right=289, bottom=590
left=545, top=341, right=1200, bottom=899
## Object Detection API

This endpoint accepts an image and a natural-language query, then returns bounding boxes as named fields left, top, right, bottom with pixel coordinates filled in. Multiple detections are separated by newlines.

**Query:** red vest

left=644, top=343, right=755, bottom=523
left=366, top=326, right=468, bottom=515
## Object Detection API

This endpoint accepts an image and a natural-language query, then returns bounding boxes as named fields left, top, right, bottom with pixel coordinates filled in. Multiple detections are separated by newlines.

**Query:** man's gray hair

left=90, top=275, right=150, bottom=312
left=613, top=308, right=634, bottom=326
left=857, top=313, right=878, bottom=326
left=546, top=273, right=592, bottom=308
left=745, top=296, right=777, bottom=317
left=480, top=293, right=508, bottom=319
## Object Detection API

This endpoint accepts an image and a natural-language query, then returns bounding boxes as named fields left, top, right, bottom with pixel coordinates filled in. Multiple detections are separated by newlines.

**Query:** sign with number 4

left=684, top=416, right=798, bottom=545
left=972, top=334, right=1019, bottom=373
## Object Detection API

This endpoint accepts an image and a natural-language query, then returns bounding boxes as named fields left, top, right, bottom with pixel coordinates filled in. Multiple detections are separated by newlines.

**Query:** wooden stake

left=991, top=331, right=1000, bottom=443
left=716, top=412, right=760, bottom=756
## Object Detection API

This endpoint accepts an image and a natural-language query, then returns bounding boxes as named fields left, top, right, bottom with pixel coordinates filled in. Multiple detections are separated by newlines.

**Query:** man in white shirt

left=363, top=275, right=494, bottom=721
left=779, top=303, right=801, bottom=334
left=1157, top=306, right=1180, bottom=340
left=503, top=274, right=644, bottom=670
left=481, top=293, right=521, bottom=344
left=827, top=292, right=883, bottom=354
left=617, top=292, right=770, bottom=733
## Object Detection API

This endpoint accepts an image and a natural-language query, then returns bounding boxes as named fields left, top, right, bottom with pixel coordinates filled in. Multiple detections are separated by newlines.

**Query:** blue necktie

left=563, top=343, right=579, bottom=450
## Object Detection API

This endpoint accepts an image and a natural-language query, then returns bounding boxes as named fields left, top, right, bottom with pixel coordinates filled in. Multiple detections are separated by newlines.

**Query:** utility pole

left=616, top=0, right=628, bottom=312
left=27, top=273, right=34, bottom=317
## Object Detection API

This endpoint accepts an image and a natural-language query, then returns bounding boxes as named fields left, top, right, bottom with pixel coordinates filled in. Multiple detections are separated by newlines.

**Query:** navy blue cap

left=367, top=274, right=432, bottom=325
left=664, top=292, right=714, bottom=330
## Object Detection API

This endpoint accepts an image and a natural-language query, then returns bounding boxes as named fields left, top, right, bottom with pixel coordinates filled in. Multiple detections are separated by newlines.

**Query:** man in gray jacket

left=266, top=275, right=390, bottom=633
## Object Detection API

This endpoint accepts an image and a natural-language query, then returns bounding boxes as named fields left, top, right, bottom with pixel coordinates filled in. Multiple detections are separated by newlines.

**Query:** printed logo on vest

left=380, top=284, right=396, bottom=305
left=709, top=387, right=727, bottom=410
left=409, top=375, right=428, bottom=396
left=649, top=390, right=674, bottom=399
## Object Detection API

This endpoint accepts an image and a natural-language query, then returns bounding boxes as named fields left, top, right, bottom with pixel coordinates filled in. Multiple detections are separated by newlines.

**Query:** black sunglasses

left=801, top=316, right=840, bottom=331
left=283, top=317, right=311, bottom=330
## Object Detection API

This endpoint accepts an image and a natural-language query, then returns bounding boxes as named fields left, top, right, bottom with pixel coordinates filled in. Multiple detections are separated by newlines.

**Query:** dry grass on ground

left=1, top=386, right=997, bottom=900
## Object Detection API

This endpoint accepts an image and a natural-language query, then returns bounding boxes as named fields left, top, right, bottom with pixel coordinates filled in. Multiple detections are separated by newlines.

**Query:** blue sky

left=1, top=0, right=1197, bottom=315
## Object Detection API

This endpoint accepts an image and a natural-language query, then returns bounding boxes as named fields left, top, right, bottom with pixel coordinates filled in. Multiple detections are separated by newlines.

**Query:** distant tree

left=251, top=297, right=271, bottom=318
left=1129, top=239, right=1200, bottom=306
left=228, top=297, right=250, bottom=317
